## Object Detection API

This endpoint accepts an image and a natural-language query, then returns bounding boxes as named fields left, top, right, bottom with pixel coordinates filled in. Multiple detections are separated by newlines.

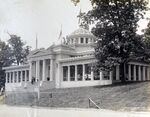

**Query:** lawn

left=4, top=81, right=150, bottom=111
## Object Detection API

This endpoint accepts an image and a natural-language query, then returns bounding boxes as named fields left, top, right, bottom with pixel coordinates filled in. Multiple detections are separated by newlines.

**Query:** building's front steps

left=5, top=81, right=55, bottom=93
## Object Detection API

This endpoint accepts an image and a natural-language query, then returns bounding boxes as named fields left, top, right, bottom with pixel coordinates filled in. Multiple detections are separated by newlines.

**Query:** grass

left=4, top=81, right=150, bottom=111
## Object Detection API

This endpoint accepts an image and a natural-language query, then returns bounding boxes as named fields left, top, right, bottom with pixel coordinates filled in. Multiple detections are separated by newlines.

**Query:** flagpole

left=36, top=33, right=38, bottom=49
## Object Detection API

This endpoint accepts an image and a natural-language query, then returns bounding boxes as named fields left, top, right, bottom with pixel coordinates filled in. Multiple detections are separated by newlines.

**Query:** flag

left=78, top=8, right=82, bottom=25
left=58, top=24, right=62, bottom=40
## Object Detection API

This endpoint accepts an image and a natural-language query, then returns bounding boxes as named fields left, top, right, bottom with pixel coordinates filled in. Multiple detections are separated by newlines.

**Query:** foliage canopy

left=72, top=0, right=150, bottom=81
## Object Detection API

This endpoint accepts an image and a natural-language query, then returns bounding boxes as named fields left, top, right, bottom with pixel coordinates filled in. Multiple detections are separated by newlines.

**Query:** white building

left=3, top=26, right=150, bottom=92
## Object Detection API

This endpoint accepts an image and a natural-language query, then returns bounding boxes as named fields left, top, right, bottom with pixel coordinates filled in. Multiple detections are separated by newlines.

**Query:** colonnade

left=29, top=59, right=54, bottom=82
left=5, top=62, right=150, bottom=85
left=5, top=70, right=29, bottom=83
left=62, top=64, right=115, bottom=82
left=127, top=64, right=150, bottom=81
left=62, top=63, right=150, bottom=82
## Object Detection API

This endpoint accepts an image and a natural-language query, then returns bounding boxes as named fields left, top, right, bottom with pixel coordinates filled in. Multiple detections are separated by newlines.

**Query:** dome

left=71, top=28, right=92, bottom=35
left=66, top=27, right=96, bottom=45
left=67, top=27, right=95, bottom=38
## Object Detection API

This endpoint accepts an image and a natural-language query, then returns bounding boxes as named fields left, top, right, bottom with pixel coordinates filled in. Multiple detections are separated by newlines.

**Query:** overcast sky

left=0, top=0, right=149, bottom=50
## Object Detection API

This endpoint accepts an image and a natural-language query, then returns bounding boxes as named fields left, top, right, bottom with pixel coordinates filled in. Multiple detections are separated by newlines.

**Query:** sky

left=0, top=0, right=149, bottom=50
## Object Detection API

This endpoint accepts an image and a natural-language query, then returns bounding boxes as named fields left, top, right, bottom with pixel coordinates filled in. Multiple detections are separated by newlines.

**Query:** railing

left=88, top=97, right=100, bottom=109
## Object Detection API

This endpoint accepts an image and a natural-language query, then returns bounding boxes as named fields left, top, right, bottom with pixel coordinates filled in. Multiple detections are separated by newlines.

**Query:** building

left=3, top=25, right=150, bottom=92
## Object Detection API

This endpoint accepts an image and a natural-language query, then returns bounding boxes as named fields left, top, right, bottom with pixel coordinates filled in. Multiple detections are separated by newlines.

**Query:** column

left=68, top=66, right=70, bottom=81
left=9, top=72, right=11, bottom=83
left=42, top=59, right=46, bottom=81
left=75, top=65, right=77, bottom=81
left=100, top=71, right=103, bottom=80
left=133, top=65, right=136, bottom=81
left=13, top=71, right=15, bottom=83
left=50, top=59, right=54, bottom=81
left=10, top=72, right=12, bottom=83
left=36, top=60, right=40, bottom=81
left=116, top=65, right=120, bottom=80
left=84, top=37, right=86, bottom=43
left=82, top=64, right=85, bottom=81
left=25, top=70, right=27, bottom=82
left=91, top=66, right=94, bottom=80
left=147, top=66, right=150, bottom=80
left=5, top=72, right=8, bottom=83
left=143, top=66, right=146, bottom=81
left=128, top=64, right=131, bottom=81
left=16, top=71, right=18, bottom=83
left=56, top=63, right=61, bottom=88
left=109, top=71, right=113, bottom=80
left=146, top=66, right=148, bottom=80
left=20, top=71, right=23, bottom=82
left=29, top=61, right=32, bottom=82
left=138, top=66, right=141, bottom=81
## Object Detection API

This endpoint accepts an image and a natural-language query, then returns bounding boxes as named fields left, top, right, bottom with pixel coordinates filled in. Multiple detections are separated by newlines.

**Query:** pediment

left=28, top=48, right=45, bottom=57
left=32, top=51, right=44, bottom=55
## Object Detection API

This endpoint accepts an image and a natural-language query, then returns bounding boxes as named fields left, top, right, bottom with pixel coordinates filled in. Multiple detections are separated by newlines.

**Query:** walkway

left=0, top=105, right=150, bottom=117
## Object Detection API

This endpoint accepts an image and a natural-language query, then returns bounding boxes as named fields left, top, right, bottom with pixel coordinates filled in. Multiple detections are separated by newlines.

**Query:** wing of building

left=3, top=27, right=150, bottom=92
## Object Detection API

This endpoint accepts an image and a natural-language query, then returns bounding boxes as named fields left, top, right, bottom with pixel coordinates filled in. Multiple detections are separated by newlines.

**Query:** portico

left=29, top=57, right=55, bottom=82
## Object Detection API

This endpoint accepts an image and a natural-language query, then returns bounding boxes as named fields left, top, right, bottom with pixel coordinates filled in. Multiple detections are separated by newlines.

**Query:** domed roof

left=67, top=27, right=95, bottom=38
left=71, top=27, right=92, bottom=35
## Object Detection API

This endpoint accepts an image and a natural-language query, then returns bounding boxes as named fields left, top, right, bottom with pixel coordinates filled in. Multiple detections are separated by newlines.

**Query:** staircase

left=6, top=81, right=55, bottom=93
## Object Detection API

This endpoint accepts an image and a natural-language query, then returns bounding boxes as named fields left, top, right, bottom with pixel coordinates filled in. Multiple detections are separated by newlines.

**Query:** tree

left=0, top=40, right=13, bottom=88
left=8, top=34, right=31, bottom=65
left=72, top=0, right=150, bottom=82
left=143, top=21, right=150, bottom=47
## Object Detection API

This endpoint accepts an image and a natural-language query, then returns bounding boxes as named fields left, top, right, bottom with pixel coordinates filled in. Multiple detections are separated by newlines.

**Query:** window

left=11, top=72, right=13, bottom=83
left=63, top=66, right=68, bottom=81
left=80, top=38, right=84, bottom=43
left=77, top=65, right=83, bottom=81
left=86, top=38, right=88, bottom=43
left=113, top=67, right=116, bottom=80
left=146, top=67, right=147, bottom=80
left=7, top=73, right=10, bottom=83
left=94, top=70, right=100, bottom=80
left=14, top=72, right=17, bottom=83
left=18, top=71, right=21, bottom=82
left=23, top=71, right=25, bottom=82
left=27, top=70, right=29, bottom=81
left=103, top=71, right=109, bottom=80
left=131, top=65, right=134, bottom=80
left=70, top=66, right=75, bottom=81
left=85, top=64, right=91, bottom=80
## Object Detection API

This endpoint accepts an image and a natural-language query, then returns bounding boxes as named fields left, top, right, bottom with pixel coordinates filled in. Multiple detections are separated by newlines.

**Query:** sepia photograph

left=0, top=0, right=150, bottom=116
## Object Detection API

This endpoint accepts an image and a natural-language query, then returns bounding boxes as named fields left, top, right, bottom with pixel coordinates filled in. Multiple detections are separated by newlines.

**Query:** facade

left=3, top=27, right=150, bottom=92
